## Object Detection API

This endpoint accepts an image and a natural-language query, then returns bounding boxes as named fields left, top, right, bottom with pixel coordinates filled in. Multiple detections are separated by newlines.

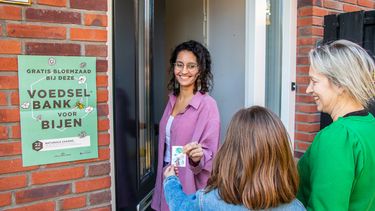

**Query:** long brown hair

left=205, top=106, right=299, bottom=209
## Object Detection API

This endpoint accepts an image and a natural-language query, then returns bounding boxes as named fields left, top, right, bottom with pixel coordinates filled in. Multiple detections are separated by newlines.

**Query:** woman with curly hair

left=151, top=40, right=221, bottom=211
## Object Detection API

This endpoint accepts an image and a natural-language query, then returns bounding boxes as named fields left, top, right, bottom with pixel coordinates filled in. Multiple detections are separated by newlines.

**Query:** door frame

left=244, top=0, right=297, bottom=141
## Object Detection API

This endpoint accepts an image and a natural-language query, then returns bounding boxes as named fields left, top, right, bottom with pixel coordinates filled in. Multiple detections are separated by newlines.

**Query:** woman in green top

left=297, top=39, right=375, bottom=211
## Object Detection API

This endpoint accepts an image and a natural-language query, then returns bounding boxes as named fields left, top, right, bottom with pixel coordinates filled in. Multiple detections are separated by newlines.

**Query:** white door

left=208, top=0, right=296, bottom=140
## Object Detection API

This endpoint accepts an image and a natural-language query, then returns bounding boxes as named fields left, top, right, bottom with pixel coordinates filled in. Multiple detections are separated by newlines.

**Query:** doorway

left=112, top=0, right=295, bottom=210
left=113, top=0, right=207, bottom=210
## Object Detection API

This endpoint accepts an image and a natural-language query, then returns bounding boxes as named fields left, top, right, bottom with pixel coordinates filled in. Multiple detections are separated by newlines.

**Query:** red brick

left=0, top=92, right=7, bottom=106
left=60, top=196, right=86, bottom=210
left=0, top=108, right=20, bottom=122
left=75, top=176, right=111, bottom=193
left=70, top=0, right=107, bottom=11
left=88, top=162, right=110, bottom=176
left=295, top=132, right=317, bottom=142
left=294, top=150, right=305, bottom=158
left=16, top=184, right=71, bottom=203
left=5, top=201, right=55, bottom=211
left=97, top=89, right=108, bottom=103
left=343, top=4, right=361, bottom=12
left=46, top=161, right=71, bottom=168
left=98, top=148, right=110, bottom=161
left=297, top=46, right=314, bottom=56
left=0, top=175, right=27, bottom=191
left=85, top=45, right=107, bottom=57
left=297, top=17, right=312, bottom=27
left=295, top=113, right=321, bottom=123
left=11, top=124, right=21, bottom=139
left=7, top=24, right=66, bottom=39
left=98, top=104, right=109, bottom=116
left=298, top=7, right=313, bottom=16
left=84, top=14, right=107, bottom=27
left=296, top=95, right=315, bottom=103
left=341, top=0, right=357, bottom=4
left=98, top=118, right=109, bottom=131
left=297, top=56, right=310, bottom=65
left=298, top=0, right=323, bottom=8
left=0, top=192, right=11, bottom=207
left=324, top=0, right=343, bottom=10
left=89, top=190, right=111, bottom=205
left=0, top=76, right=18, bottom=89
left=26, top=42, right=81, bottom=56
left=296, top=104, right=318, bottom=113
left=0, top=141, right=21, bottom=156
left=98, top=133, right=110, bottom=146
left=296, top=84, right=308, bottom=94
left=298, top=27, right=324, bottom=37
left=0, top=40, right=21, bottom=54
left=0, top=6, right=22, bottom=20
left=358, top=0, right=374, bottom=7
left=96, top=60, right=108, bottom=72
left=0, top=126, right=8, bottom=140
left=38, top=0, right=67, bottom=7
left=0, top=158, right=38, bottom=174
left=296, top=141, right=311, bottom=151
left=296, top=75, right=310, bottom=84
left=26, top=8, right=81, bottom=24
left=298, top=6, right=328, bottom=17
left=313, top=7, right=329, bottom=16
left=0, top=57, right=17, bottom=71
left=296, top=66, right=310, bottom=75
left=71, top=28, right=107, bottom=42
left=10, top=91, right=19, bottom=106
left=32, top=166, right=85, bottom=185
left=296, top=123, right=321, bottom=132
left=97, top=75, right=108, bottom=87
left=297, top=16, right=324, bottom=27
left=97, top=60, right=108, bottom=72
left=297, top=37, right=320, bottom=46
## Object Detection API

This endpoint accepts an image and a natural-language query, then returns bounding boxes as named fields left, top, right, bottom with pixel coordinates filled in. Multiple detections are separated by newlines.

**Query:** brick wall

left=0, top=0, right=111, bottom=210
left=295, top=0, right=375, bottom=157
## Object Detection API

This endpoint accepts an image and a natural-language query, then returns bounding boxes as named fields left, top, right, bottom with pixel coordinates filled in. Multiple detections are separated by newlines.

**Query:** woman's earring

left=196, top=77, right=201, bottom=90
left=174, top=79, right=179, bottom=89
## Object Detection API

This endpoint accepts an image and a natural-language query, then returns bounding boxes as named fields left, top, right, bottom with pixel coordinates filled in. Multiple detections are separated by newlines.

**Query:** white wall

left=165, top=0, right=205, bottom=55
left=208, top=0, right=246, bottom=140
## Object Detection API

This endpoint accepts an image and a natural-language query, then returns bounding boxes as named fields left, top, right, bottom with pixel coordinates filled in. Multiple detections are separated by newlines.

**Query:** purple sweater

left=151, top=92, right=221, bottom=211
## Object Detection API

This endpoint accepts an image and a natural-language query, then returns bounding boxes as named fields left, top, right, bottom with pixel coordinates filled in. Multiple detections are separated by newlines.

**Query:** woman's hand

left=183, top=142, right=203, bottom=164
left=164, top=165, right=179, bottom=178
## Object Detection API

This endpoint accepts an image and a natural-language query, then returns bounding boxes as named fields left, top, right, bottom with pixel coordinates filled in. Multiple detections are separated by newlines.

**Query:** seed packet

left=171, top=146, right=186, bottom=167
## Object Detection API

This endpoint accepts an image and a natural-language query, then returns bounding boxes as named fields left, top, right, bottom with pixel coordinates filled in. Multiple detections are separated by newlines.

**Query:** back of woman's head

left=206, top=106, right=299, bottom=209
left=309, top=39, right=375, bottom=107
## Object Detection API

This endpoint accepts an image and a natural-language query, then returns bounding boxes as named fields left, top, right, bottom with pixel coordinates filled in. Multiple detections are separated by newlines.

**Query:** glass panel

left=265, top=0, right=282, bottom=116
left=137, top=0, right=153, bottom=180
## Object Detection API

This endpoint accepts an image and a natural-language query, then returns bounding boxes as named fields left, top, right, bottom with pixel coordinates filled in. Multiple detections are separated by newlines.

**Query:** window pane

left=138, top=0, right=153, bottom=179
left=265, top=0, right=282, bottom=116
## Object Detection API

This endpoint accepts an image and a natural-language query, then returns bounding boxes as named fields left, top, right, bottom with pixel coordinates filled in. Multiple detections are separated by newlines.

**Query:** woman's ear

left=337, top=85, right=349, bottom=97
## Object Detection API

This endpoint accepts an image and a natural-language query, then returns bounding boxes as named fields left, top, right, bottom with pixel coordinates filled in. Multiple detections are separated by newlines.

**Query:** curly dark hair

left=167, top=40, right=213, bottom=96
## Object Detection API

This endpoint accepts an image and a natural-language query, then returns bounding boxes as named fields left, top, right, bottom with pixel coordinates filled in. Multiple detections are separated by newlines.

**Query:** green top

left=297, top=113, right=375, bottom=211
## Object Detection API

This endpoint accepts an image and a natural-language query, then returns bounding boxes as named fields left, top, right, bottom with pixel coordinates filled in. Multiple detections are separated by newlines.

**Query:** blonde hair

left=205, top=106, right=299, bottom=209
left=309, top=39, right=375, bottom=107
